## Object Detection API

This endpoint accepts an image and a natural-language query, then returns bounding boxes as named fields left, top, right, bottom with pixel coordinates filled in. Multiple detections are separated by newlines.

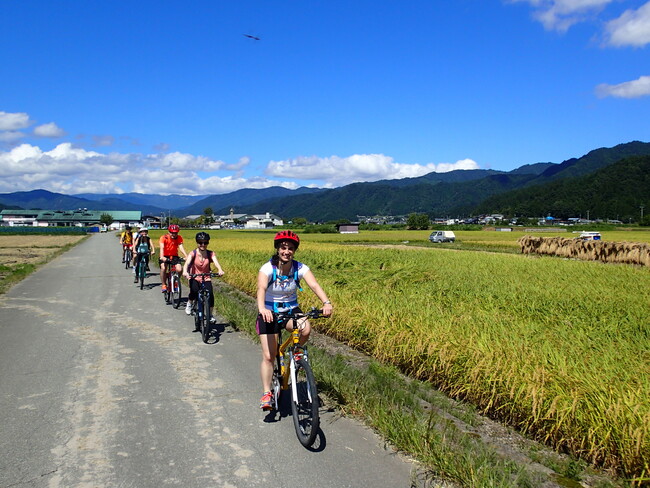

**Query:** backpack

left=268, top=259, right=302, bottom=291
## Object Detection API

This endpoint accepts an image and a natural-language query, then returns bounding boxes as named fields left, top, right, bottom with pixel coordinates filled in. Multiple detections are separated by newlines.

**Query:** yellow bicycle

left=271, top=308, right=324, bottom=447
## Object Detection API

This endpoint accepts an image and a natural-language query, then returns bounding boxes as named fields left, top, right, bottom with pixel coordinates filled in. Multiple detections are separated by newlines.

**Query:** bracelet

left=323, top=300, right=331, bottom=305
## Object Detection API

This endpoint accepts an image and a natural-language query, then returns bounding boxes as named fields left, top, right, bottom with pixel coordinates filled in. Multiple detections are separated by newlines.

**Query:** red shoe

left=260, top=391, right=273, bottom=410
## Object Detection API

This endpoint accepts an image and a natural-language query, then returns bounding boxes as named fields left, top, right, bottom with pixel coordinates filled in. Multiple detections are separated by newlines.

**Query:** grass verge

left=211, top=280, right=622, bottom=488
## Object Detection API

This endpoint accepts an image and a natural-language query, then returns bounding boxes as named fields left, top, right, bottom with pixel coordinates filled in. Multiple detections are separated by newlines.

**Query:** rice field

left=211, top=228, right=650, bottom=480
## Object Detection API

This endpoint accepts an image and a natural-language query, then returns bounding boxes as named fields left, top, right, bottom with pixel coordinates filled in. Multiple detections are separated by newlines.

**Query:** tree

left=291, top=217, right=308, bottom=226
left=203, top=207, right=214, bottom=225
left=99, top=213, right=114, bottom=226
left=407, top=213, right=430, bottom=230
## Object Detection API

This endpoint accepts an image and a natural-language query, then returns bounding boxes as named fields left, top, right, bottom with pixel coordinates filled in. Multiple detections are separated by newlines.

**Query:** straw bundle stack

left=517, top=235, right=650, bottom=267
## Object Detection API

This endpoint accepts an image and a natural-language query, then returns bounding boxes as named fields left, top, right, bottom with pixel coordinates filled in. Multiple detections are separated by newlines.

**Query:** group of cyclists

left=119, top=226, right=333, bottom=410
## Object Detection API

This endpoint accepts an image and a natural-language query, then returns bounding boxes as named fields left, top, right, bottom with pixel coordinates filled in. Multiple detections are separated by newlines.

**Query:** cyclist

left=120, top=226, right=133, bottom=263
left=182, top=232, right=225, bottom=329
left=132, top=227, right=155, bottom=283
left=256, top=230, right=333, bottom=410
left=159, top=224, right=188, bottom=294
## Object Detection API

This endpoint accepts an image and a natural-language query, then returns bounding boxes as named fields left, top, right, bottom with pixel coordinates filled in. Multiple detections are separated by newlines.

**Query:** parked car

left=578, top=231, right=601, bottom=241
left=429, top=230, right=456, bottom=243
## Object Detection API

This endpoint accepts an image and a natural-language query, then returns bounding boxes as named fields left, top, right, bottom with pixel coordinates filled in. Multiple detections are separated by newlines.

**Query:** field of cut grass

left=209, top=228, right=649, bottom=481
left=0, top=234, right=88, bottom=294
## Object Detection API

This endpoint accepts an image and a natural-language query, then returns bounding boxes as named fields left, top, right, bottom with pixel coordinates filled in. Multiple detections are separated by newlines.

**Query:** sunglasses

left=197, top=241, right=208, bottom=245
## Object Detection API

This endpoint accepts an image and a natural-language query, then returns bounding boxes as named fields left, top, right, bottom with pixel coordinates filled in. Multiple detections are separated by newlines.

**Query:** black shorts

left=256, top=307, right=303, bottom=335
left=189, top=279, right=214, bottom=307
left=159, top=255, right=182, bottom=266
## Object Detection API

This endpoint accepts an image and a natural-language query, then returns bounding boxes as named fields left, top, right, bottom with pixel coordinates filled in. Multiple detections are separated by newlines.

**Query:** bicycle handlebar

left=189, top=272, right=220, bottom=278
left=275, top=307, right=325, bottom=320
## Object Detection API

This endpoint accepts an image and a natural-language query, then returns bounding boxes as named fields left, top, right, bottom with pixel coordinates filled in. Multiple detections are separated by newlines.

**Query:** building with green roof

left=0, top=209, right=142, bottom=228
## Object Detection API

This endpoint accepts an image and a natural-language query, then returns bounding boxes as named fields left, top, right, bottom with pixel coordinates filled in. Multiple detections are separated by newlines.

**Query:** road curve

left=0, top=233, right=414, bottom=488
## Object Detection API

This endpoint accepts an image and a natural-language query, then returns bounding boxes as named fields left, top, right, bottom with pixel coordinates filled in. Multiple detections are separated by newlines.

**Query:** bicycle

left=270, top=307, right=324, bottom=447
left=123, top=245, right=133, bottom=270
left=135, top=251, right=150, bottom=290
left=162, top=257, right=184, bottom=308
left=189, top=273, right=218, bottom=344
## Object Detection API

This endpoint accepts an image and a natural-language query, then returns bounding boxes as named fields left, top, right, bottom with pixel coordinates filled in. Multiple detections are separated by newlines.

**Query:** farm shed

left=337, top=223, right=360, bottom=234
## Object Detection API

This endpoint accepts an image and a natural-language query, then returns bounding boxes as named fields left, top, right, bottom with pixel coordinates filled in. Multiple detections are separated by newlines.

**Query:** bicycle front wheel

left=201, top=296, right=210, bottom=343
left=164, top=277, right=171, bottom=304
left=139, top=259, right=146, bottom=290
left=290, top=357, right=320, bottom=447
left=125, top=249, right=132, bottom=269
left=172, top=275, right=182, bottom=309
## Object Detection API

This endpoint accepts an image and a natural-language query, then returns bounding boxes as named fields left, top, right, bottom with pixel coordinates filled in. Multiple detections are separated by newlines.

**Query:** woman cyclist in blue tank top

left=256, top=230, right=333, bottom=410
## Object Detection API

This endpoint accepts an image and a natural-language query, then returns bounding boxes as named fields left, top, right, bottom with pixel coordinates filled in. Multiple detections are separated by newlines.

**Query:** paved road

left=0, top=233, right=414, bottom=488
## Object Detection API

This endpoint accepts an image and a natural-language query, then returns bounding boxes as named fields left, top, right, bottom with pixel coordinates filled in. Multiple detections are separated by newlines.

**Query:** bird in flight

left=243, top=34, right=260, bottom=41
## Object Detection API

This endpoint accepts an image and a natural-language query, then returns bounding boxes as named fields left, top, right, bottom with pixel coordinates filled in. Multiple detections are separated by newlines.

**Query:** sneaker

left=260, top=391, right=273, bottom=410
left=185, top=302, right=193, bottom=315
left=161, top=285, right=167, bottom=293
left=134, top=277, right=138, bottom=283
left=210, top=316, right=217, bottom=324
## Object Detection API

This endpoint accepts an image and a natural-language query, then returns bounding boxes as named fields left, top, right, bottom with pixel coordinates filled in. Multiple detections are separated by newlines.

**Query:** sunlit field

left=207, top=228, right=649, bottom=479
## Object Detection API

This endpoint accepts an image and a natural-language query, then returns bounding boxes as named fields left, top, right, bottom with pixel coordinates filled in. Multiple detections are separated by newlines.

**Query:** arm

left=182, top=251, right=192, bottom=279
left=210, top=252, right=224, bottom=276
left=149, top=237, right=155, bottom=255
left=257, top=271, right=273, bottom=323
left=302, top=270, right=333, bottom=317
left=178, top=243, right=188, bottom=259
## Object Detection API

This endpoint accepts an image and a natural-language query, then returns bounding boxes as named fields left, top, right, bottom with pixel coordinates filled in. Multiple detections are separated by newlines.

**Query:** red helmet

left=274, top=230, right=300, bottom=248
left=168, top=224, right=180, bottom=233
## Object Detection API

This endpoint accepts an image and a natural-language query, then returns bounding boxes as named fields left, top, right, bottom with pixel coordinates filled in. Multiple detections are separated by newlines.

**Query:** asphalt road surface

left=0, top=233, right=414, bottom=488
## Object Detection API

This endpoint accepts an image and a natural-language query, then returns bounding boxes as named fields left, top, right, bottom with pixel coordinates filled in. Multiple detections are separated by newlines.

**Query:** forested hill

left=224, top=141, right=650, bottom=221
left=473, top=154, right=650, bottom=221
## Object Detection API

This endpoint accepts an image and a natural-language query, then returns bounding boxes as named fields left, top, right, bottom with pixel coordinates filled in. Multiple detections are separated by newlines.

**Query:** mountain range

left=1, top=141, right=648, bottom=222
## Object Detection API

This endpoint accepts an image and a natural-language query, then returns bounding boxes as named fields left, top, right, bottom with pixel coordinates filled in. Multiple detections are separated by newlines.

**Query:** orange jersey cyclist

left=159, top=224, right=188, bottom=293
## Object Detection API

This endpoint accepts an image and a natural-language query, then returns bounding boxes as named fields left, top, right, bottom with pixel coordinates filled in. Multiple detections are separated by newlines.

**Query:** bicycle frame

left=164, top=257, right=184, bottom=307
left=271, top=308, right=324, bottom=447
left=190, top=273, right=217, bottom=343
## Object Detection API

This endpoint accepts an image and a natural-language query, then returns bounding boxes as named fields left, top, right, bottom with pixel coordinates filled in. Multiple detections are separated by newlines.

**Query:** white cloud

left=266, top=154, right=479, bottom=186
left=604, top=1, right=650, bottom=47
left=33, top=122, right=66, bottom=138
left=144, top=152, right=225, bottom=172
left=511, top=0, right=612, bottom=31
left=0, top=111, right=32, bottom=130
left=595, top=75, right=650, bottom=98
left=0, top=142, right=270, bottom=195
left=0, top=131, right=26, bottom=142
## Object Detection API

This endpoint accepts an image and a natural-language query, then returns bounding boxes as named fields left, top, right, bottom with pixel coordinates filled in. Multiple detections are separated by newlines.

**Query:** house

left=337, top=222, right=360, bottom=234
left=0, top=209, right=142, bottom=228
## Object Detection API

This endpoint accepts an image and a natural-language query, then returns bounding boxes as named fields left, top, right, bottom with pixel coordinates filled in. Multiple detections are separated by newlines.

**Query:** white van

left=429, top=230, right=456, bottom=243
left=578, top=231, right=601, bottom=241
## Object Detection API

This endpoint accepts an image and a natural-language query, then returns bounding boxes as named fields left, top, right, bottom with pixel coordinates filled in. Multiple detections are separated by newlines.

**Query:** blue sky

left=1, top=0, right=649, bottom=195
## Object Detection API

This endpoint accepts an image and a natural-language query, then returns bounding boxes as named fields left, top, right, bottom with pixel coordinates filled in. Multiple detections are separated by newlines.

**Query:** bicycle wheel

left=139, top=258, right=146, bottom=290
left=290, top=357, right=320, bottom=447
left=172, top=274, right=181, bottom=309
left=124, top=249, right=132, bottom=269
left=164, top=276, right=171, bottom=304
left=201, top=295, right=210, bottom=343
left=193, top=301, right=201, bottom=331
